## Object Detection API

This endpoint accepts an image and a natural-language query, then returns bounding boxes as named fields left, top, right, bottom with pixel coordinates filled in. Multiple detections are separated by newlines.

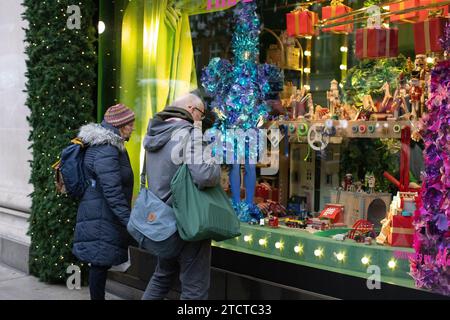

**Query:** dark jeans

left=89, top=265, right=111, bottom=300
left=130, top=228, right=211, bottom=300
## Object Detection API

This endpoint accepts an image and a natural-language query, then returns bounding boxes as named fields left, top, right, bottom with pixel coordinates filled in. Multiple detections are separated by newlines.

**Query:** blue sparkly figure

left=201, top=1, right=283, bottom=222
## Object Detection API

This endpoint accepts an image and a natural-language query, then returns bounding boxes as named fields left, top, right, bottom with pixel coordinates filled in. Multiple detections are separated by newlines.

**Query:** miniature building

left=330, top=190, right=391, bottom=228
left=290, top=143, right=341, bottom=212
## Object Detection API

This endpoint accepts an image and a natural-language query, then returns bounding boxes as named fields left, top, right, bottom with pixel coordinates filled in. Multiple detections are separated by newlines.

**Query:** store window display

left=98, top=0, right=449, bottom=297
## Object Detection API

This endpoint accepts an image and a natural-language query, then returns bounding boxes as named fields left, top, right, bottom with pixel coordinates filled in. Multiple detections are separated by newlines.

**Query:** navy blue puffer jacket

left=72, top=121, right=134, bottom=266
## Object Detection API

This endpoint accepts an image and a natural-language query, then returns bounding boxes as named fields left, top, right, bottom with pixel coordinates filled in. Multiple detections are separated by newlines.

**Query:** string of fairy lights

left=236, top=233, right=399, bottom=270
left=26, top=0, right=96, bottom=280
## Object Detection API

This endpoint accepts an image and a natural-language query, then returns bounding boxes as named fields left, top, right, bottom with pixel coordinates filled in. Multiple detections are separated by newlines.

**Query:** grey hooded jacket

left=143, top=108, right=221, bottom=208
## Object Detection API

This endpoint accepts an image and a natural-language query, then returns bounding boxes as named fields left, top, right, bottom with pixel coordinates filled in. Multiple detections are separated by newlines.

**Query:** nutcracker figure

left=414, top=54, right=428, bottom=116
left=327, top=79, right=341, bottom=117
left=409, top=70, right=423, bottom=119
left=414, top=54, right=426, bottom=80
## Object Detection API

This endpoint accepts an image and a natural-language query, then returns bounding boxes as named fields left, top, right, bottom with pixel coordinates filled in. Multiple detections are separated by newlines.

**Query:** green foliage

left=340, top=139, right=400, bottom=194
left=363, top=0, right=383, bottom=7
left=23, top=0, right=97, bottom=283
left=342, top=55, right=409, bottom=106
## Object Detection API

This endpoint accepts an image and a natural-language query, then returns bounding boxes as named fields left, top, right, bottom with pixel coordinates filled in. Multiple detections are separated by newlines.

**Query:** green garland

left=23, top=1, right=97, bottom=282
left=340, top=139, right=400, bottom=194
left=342, top=55, right=409, bottom=107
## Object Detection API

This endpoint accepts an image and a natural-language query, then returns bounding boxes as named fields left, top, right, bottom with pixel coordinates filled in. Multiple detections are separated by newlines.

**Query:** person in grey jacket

left=130, top=92, right=221, bottom=300
left=73, top=104, right=135, bottom=300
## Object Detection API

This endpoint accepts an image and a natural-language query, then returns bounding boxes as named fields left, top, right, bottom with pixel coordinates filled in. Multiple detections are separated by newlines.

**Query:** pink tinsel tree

left=410, top=23, right=450, bottom=296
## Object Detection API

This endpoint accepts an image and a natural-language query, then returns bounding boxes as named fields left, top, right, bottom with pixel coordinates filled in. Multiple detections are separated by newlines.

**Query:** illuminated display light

left=388, top=259, right=397, bottom=269
left=314, top=248, right=323, bottom=257
left=361, top=256, right=370, bottom=265
left=335, top=252, right=345, bottom=262
left=294, top=244, right=304, bottom=254
left=275, top=241, right=284, bottom=250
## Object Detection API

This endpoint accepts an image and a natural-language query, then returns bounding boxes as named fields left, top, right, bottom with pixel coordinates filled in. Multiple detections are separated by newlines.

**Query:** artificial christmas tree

left=23, top=0, right=97, bottom=282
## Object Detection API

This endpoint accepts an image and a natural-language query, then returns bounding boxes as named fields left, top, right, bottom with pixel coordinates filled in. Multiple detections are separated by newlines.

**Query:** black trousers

left=89, top=265, right=111, bottom=300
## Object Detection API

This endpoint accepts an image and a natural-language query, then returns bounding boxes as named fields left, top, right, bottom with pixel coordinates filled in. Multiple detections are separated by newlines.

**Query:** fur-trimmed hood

left=78, top=121, right=125, bottom=151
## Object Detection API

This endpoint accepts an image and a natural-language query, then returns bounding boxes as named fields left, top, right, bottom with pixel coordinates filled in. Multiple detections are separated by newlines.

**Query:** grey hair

left=171, top=93, right=204, bottom=110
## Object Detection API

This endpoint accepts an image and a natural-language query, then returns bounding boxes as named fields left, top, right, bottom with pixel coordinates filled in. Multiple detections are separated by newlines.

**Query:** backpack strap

left=71, top=137, right=84, bottom=147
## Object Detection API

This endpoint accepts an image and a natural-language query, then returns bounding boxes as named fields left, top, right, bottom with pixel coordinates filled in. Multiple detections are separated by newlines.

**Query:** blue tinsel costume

left=201, top=1, right=283, bottom=222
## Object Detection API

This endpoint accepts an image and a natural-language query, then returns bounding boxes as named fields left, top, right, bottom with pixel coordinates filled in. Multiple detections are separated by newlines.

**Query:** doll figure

left=344, top=173, right=353, bottom=192
left=355, top=181, right=364, bottom=193
left=365, top=172, right=376, bottom=194
left=392, top=73, right=409, bottom=119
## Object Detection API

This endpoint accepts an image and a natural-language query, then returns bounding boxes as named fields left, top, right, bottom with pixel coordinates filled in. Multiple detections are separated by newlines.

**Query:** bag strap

left=140, top=153, right=147, bottom=190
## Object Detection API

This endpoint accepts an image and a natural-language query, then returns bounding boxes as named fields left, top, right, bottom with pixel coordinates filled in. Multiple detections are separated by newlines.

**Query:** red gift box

left=322, top=4, right=353, bottom=33
left=390, top=0, right=421, bottom=23
left=287, top=9, right=318, bottom=37
left=355, top=27, right=399, bottom=59
left=255, top=183, right=279, bottom=202
left=418, top=0, right=449, bottom=21
left=255, top=184, right=270, bottom=200
left=414, top=17, right=448, bottom=54
left=388, top=216, right=414, bottom=247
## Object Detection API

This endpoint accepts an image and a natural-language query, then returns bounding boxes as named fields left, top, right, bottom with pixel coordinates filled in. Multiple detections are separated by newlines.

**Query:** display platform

left=214, top=223, right=416, bottom=289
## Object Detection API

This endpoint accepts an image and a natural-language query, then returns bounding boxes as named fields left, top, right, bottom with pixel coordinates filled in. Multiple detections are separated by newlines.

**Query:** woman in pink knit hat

left=73, top=104, right=135, bottom=300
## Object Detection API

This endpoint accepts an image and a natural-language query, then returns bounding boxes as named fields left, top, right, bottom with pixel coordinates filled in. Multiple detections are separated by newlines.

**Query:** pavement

left=0, top=263, right=121, bottom=300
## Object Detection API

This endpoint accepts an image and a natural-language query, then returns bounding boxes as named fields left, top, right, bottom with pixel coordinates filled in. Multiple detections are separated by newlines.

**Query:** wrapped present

left=266, top=44, right=283, bottom=67
left=286, top=9, right=318, bottom=37
left=255, top=183, right=279, bottom=202
left=255, top=183, right=270, bottom=202
left=322, top=2, right=353, bottom=33
left=414, top=17, right=448, bottom=54
left=388, top=215, right=414, bottom=247
left=355, top=27, right=399, bottom=59
left=285, top=45, right=300, bottom=69
left=390, top=0, right=421, bottom=23
left=418, top=0, right=449, bottom=21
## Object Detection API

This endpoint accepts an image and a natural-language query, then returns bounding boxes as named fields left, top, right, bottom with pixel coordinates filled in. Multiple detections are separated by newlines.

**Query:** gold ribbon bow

left=330, top=0, right=344, bottom=6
